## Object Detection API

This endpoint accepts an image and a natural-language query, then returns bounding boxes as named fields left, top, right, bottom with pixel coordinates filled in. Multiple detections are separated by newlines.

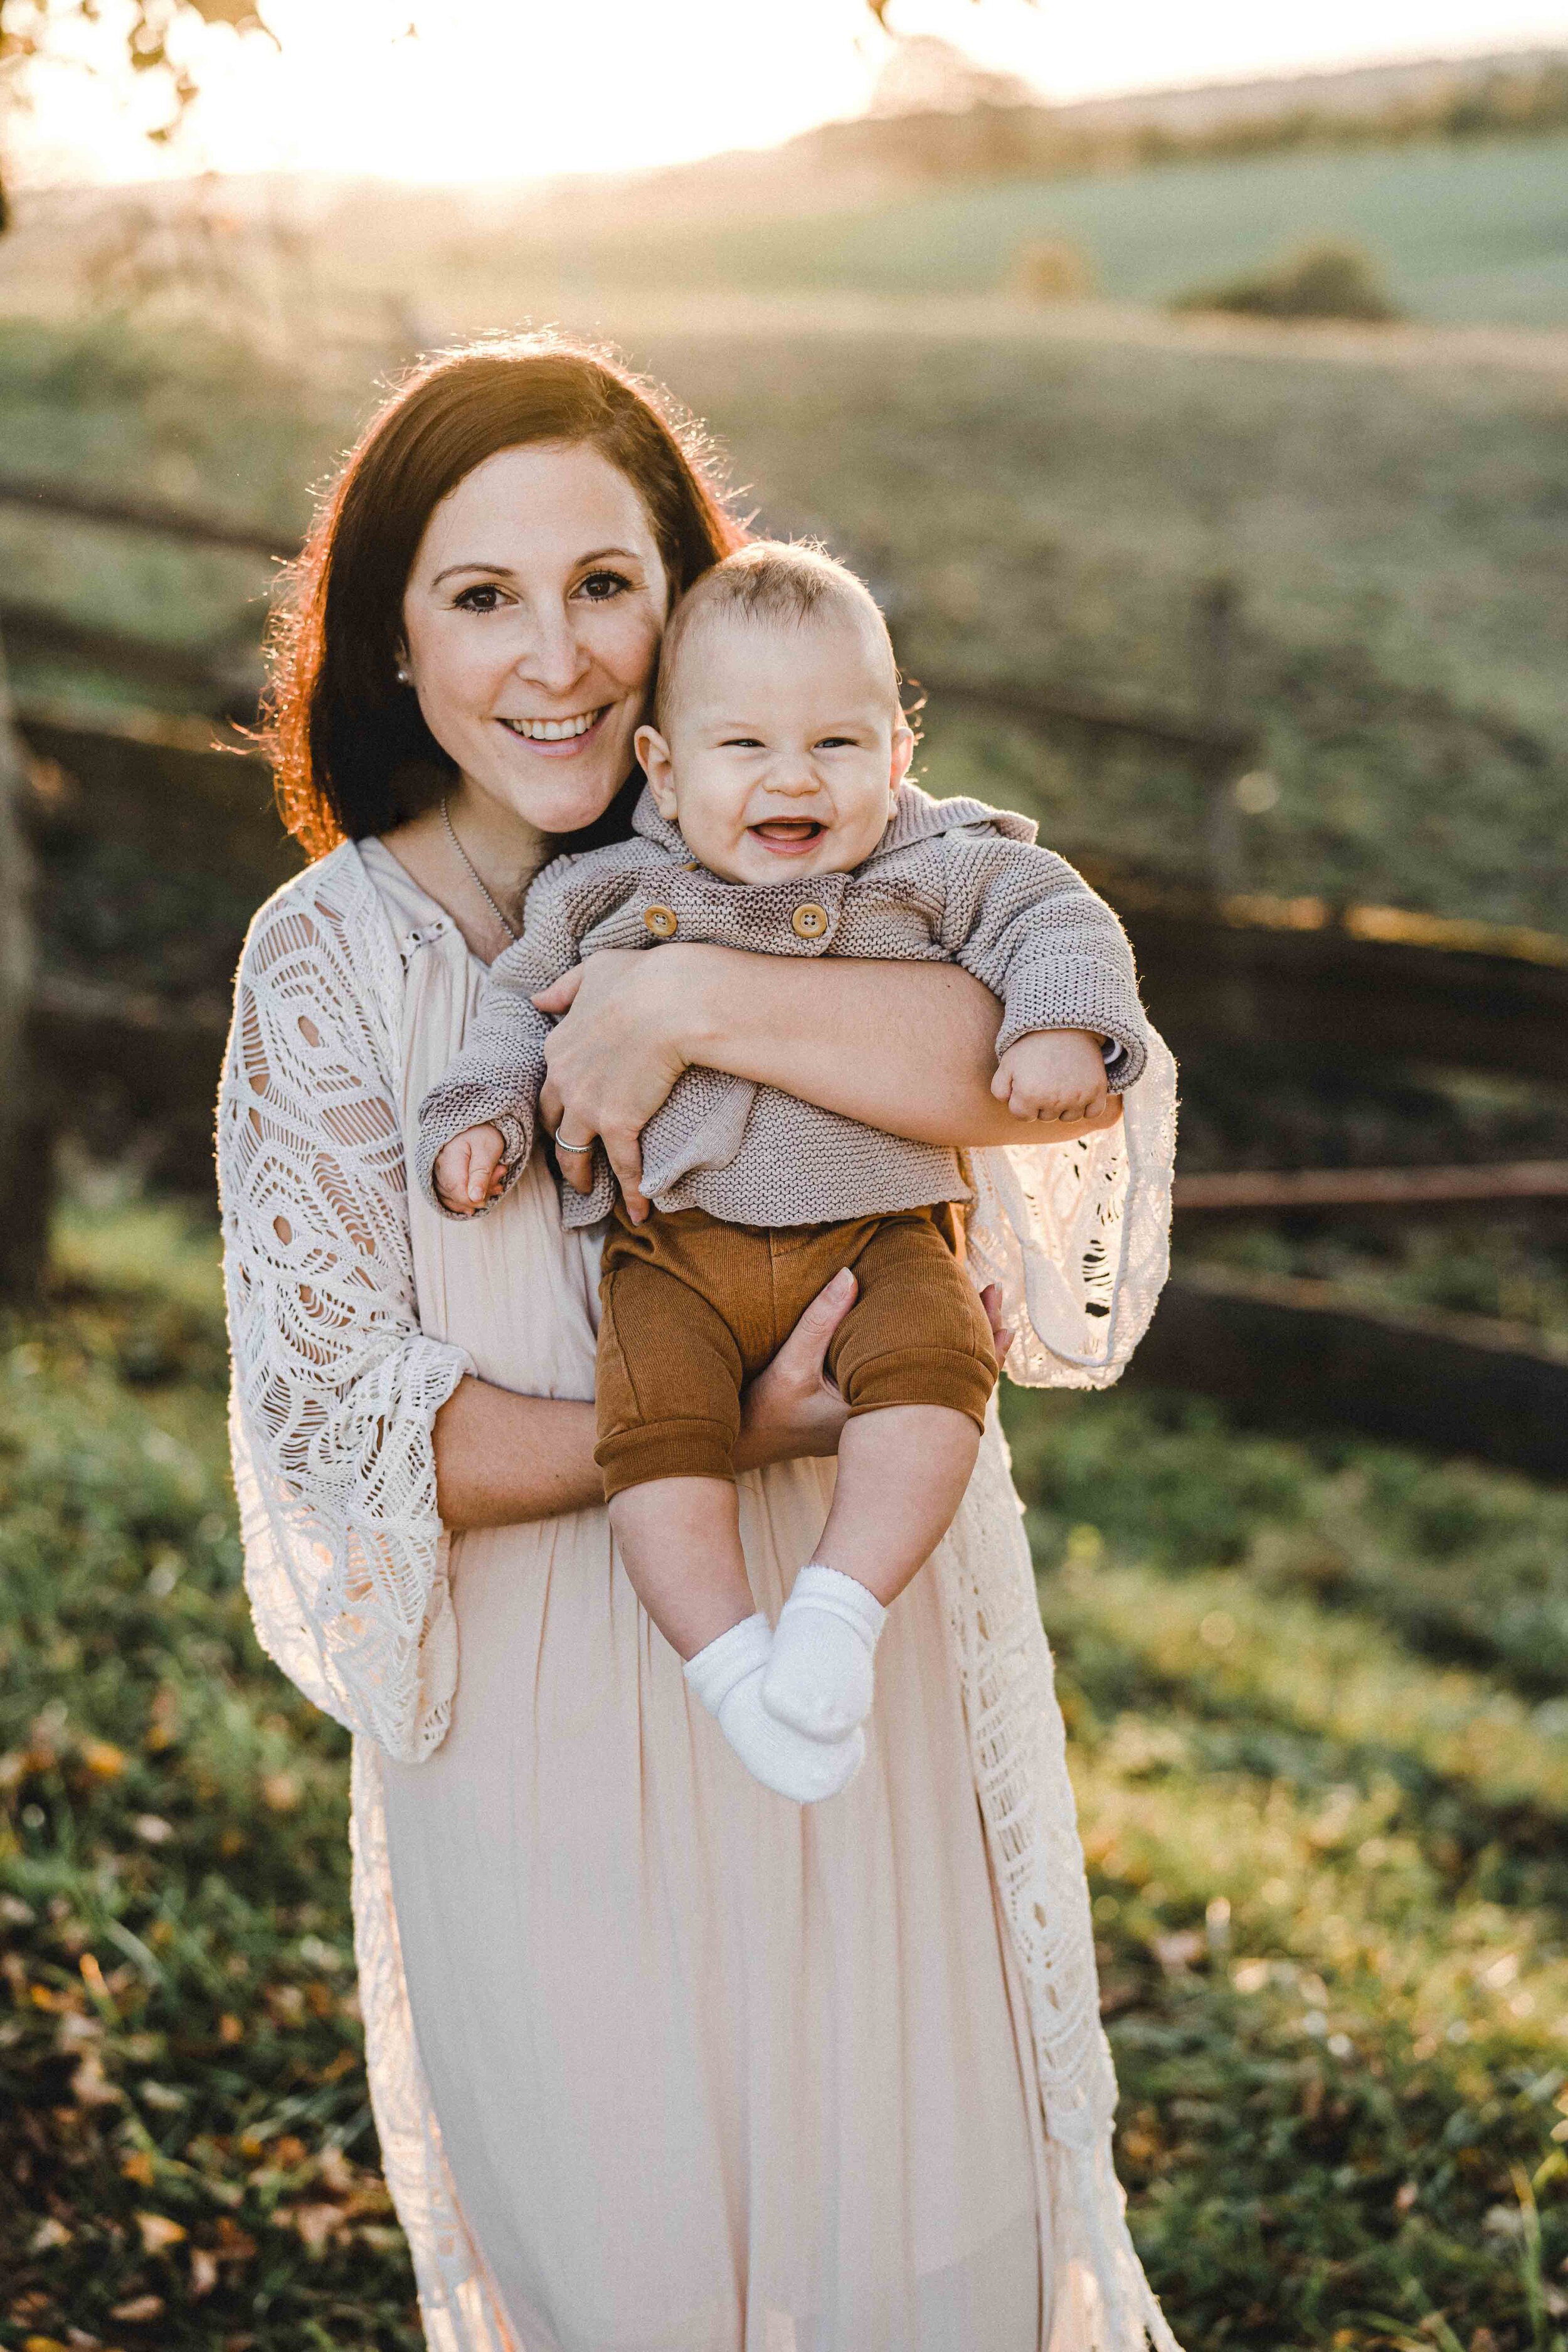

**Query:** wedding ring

left=549, top=1126, right=595, bottom=1155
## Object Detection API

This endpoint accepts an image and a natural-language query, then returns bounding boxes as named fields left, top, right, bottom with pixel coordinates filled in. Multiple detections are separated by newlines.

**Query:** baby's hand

left=992, top=1029, right=1110, bottom=1123
left=434, top=1123, right=507, bottom=1214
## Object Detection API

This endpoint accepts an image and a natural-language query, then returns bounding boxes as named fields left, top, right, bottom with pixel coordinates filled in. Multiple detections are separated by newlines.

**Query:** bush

left=1008, top=236, right=1096, bottom=302
left=1172, top=238, right=1402, bottom=322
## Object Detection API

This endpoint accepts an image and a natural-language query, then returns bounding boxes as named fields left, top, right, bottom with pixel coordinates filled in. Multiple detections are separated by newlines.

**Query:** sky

left=9, top=0, right=1568, bottom=189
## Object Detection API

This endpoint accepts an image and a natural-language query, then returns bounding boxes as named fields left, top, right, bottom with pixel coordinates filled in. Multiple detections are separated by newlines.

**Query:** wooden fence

left=6, top=474, right=1568, bottom=1474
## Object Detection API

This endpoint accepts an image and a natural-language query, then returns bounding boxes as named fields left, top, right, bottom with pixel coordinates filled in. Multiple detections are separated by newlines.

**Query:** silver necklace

left=442, top=795, right=520, bottom=942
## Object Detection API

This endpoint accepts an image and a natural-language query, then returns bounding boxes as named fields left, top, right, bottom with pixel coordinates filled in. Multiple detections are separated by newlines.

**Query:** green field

left=486, top=131, right=1568, bottom=328
left=4, top=1199, right=1568, bottom=2349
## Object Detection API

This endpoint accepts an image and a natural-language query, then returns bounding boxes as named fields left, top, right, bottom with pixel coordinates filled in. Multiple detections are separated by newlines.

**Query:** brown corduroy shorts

left=593, top=1200, right=998, bottom=1499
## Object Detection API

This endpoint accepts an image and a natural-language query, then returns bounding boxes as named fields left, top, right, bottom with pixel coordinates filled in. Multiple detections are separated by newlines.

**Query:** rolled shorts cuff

left=596, top=1416, right=739, bottom=1500
left=842, top=1346, right=997, bottom=1433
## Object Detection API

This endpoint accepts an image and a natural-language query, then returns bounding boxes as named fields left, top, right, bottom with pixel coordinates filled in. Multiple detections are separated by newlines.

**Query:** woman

left=219, top=335, right=1179, bottom=2352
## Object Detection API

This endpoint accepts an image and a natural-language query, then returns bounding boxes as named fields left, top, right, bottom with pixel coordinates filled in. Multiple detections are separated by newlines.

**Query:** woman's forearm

left=432, top=1365, right=834, bottom=1532
left=433, top=1377, right=603, bottom=1531
left=679, top=950, right=1103, bottom=1150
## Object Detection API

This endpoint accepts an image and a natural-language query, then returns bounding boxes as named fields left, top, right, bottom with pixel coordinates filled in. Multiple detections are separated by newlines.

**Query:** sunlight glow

left=9, top=0, right=1567, bottom=191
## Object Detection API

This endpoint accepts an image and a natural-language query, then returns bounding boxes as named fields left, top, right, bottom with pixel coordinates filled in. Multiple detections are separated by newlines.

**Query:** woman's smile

left=497, top=705, right=610, bottom=752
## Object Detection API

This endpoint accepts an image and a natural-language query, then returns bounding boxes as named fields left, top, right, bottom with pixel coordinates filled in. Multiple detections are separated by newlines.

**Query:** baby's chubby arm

left=415, top=859, right=598, bottom=1217
left=940, top=825, right=1150, bottom=1099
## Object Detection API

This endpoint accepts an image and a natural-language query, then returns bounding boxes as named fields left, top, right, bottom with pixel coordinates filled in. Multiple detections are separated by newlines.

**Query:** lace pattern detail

left=218, top=849, right=473, bottom=1766
left=941, top=1423, right=1180, bottom=2349
left=967, top=1033, right=1178, bottom=1387
left=221, top=842, right=1181, bottom=2349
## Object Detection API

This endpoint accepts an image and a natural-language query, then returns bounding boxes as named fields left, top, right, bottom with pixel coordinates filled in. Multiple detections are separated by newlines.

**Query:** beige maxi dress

left=219, top=837, right=1181, bottom=2352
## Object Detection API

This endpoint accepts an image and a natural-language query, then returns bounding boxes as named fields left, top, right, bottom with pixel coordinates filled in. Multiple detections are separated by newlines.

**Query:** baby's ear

left=889, top=723, right=915, bottom=793
left=636, top=723, right=679, bottom=818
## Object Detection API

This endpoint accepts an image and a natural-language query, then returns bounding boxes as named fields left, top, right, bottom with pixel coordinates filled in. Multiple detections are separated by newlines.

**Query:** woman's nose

left=514, top=605, right=590, bottom=697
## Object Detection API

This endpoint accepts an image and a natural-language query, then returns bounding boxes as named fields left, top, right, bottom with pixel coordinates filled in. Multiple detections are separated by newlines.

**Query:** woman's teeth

left=503, top=709, right=603, bottom=741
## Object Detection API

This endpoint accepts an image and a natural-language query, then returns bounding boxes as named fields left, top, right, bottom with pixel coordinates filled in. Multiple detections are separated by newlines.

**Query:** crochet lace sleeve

left=217, top=863, right=474, bottom=1764
left=965, top=1027, right=1178, bottom=1387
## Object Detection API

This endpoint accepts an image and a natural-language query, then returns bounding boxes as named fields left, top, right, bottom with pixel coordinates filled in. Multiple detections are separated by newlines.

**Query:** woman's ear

left=889, top=723, right=915, bottom=796
left=636, top=724, right=679, bottom=820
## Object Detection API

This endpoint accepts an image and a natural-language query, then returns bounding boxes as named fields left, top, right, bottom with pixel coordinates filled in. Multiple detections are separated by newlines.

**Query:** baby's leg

left=608, top=1477, right=751, bottom=1660
left=815, top=1404, right=983, bottom=1606
left=596, top=1236, right=863, bottom=1802
left=597, top=1243, right=755, bottom=1658
left=763, top=1210, right=996, bottom=1744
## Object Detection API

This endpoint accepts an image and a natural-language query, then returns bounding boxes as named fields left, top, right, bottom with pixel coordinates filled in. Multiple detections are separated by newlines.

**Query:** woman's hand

left=732, top=1270, right=1013, bottom=1472
left=534, top=948, right=708, bottom=1222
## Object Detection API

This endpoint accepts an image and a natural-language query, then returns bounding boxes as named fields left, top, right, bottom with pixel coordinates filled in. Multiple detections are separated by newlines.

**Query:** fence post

left=0, top=628, right=48, bottom=1300
left=1195, top=573, right=1244, bottom=894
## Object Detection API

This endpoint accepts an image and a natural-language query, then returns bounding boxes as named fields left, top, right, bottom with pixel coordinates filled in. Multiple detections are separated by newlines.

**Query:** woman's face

left=400, top=440, right=670, bottom=837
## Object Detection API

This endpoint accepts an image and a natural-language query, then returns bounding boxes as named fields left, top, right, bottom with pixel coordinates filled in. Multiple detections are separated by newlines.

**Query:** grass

left=0, top=1195, right=416, bottom=2351
left=4, top=1194, right=1568, bottom=2348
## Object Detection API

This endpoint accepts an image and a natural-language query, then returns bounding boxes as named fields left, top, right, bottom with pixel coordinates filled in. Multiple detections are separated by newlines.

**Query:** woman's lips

left=496, top=706, right=610, bottom=758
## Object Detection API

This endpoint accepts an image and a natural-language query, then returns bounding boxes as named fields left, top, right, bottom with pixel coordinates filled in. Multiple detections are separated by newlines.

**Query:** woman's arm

left=678, top=951, right=1059, bottom=1145
left=536, top=946, right=1117, bottom=1212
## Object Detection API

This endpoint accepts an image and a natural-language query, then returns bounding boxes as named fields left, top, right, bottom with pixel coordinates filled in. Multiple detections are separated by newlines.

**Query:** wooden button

left=792, top=903, right=830, bottom=940
left=644, top=904, right=678, bottom=940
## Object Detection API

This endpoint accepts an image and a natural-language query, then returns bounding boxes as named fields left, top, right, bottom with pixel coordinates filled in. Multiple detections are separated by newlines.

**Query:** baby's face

left=635, top=610, right=913, bottom=886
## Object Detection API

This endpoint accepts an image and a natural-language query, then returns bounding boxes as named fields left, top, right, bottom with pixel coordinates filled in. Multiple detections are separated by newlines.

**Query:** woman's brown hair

left=265, top=333, right=744, bottom=861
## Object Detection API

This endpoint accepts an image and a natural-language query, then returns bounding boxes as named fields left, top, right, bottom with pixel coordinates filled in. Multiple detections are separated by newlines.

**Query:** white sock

left=684, top=1613, right=864, bottom=1804
left=761, top=1565, right=887, bottom=1744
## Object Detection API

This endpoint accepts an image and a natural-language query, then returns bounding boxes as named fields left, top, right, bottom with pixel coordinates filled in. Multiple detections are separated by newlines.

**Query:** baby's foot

left=684, top=1614, right=864, bottom=1804
left=762, top=1564, right=886, bottom=1744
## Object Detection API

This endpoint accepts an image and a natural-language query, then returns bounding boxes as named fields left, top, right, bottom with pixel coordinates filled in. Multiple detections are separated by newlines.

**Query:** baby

left=418, top=542, right=1149, bottom=1805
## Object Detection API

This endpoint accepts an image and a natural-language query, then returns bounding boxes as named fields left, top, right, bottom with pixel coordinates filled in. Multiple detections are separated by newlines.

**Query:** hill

left=423, top=130, right=1568, bottom=329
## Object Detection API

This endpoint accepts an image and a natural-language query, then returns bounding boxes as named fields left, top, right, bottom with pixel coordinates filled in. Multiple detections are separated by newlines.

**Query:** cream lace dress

left=218, top=838, right=1181, bottom=2352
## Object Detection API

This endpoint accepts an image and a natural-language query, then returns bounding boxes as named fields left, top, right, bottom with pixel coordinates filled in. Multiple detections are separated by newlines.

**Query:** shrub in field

left=1008, top=236, right=1096, bottom=302
left=1172, top=237, right=1402, bottom=322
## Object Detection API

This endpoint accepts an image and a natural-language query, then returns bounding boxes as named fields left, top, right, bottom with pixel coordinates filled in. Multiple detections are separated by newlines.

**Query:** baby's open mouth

left=748, top=819, right=826, bottom=848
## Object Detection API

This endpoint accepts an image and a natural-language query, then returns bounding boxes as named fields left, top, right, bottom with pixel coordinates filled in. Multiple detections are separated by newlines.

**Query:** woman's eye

left=453, top=583, right=508, bottom=613
left=576, top=569, right=632, bottom=602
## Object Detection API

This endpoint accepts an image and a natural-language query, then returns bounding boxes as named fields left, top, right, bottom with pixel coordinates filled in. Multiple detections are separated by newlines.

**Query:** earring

left=396, top=662, right=411, bottom=686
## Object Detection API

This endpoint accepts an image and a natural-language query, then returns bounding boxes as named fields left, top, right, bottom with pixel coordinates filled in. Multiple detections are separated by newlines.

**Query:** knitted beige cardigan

left=218, top=840, right=1181, bottom=2351
left=416, top=783, right=1152, bottom=1234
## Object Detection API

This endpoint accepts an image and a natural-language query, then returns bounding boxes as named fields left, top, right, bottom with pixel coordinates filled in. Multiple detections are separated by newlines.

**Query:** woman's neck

left=445, top=779, right=554, bottom=904
left=379, top=780, right=555, bottom=964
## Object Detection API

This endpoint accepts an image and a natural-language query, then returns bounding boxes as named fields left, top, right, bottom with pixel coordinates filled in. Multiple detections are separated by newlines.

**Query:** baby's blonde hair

left=654, top=539, right=901, bottom=731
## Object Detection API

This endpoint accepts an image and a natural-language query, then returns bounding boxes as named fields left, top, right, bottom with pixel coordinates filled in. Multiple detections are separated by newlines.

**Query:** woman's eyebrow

left=431, top=546, right=642, bottom=588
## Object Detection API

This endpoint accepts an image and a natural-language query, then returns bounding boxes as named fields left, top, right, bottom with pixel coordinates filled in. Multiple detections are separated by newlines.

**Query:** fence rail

left=1173, top=1161, right=1568, bottom=1214
left=0, top=472, right=294, bottom=561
